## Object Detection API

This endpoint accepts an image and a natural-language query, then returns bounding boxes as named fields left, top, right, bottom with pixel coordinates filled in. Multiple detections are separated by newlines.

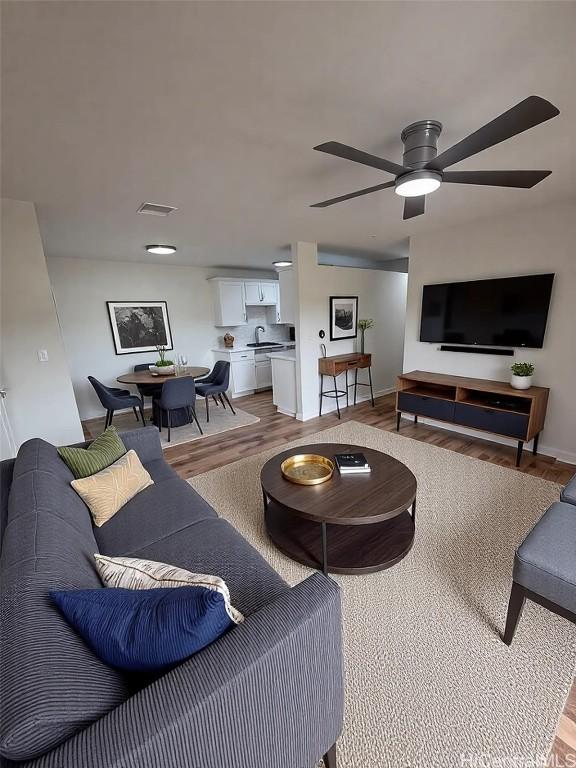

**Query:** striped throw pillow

left=94, top=555, right=244, bottom=624
left=58, top=427, right=126, bottom=479
left=51, top=586, right=235, bottom=672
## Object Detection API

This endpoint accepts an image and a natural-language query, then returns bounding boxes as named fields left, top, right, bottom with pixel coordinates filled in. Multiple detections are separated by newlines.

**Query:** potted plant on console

left=358, top=318, right=374, bottom=354
left=510, top=361, right=534, bottom=390
left=151, top=344, right=175, bottom=375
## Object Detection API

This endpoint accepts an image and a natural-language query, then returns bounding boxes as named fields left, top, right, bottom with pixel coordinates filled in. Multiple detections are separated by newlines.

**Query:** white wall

left=293, top=242, right=408, bottom=421
left=47, top=257, right=277, bottom=420
left=0, top=200, right=83, bottom=454
left=403, top=202, right=576, bottom=464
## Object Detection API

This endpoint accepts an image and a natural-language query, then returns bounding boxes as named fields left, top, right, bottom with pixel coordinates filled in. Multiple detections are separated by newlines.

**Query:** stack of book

left=334, top=452, right=371, bottom=474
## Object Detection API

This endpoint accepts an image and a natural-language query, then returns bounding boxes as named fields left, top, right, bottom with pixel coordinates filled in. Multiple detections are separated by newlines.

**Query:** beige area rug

left=188, top=421, right=576, bottom=768
left=99, top=405, right=259, bottom=448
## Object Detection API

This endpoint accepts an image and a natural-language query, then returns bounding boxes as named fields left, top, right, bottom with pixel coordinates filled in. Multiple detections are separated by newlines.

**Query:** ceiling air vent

left=137, top=202, right=178, bottom=216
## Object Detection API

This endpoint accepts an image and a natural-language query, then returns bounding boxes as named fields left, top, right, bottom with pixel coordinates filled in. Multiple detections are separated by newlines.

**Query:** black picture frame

left=106, top=301, right=173, bottom=355
left=329, top=296, right=358, bottom=341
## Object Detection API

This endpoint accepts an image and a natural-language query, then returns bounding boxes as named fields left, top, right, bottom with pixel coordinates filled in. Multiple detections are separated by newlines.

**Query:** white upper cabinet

left=278, top=268, right=295, bottom=324
left=260, top=282, right=278, bottom=304
left=244, top=281, right=278, bottom=306
left=244, top=282, right=262, bottom=305
left=211, top=280, right=247, bottom=326
left=210, top=278, right=282, bottom=326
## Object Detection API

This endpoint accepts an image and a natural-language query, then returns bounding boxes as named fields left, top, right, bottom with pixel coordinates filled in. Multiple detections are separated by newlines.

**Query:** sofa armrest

left=118, top=426, right=164, bottom=464
left=0, top=458, right=15, bottom=547
left=560, top=474, right=576, bottom=507
left=16, top=573, right=343, bottom=768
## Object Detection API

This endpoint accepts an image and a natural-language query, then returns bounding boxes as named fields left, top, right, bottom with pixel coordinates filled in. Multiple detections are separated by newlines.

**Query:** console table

left=396, top=371, right=549, bottom=467
left=318, top=353, right=374, bottom=418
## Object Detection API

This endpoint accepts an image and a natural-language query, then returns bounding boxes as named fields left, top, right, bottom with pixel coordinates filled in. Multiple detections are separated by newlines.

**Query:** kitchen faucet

left=255, top=325, right=265, bottom=344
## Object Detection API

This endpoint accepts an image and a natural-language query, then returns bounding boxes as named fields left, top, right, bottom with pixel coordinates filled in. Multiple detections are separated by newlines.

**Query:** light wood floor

left=83, top=390, right=576, bottom=759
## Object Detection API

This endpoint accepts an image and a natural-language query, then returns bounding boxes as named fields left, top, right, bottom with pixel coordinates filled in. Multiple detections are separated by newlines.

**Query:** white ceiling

left=2, top=1, right=576, bottom=269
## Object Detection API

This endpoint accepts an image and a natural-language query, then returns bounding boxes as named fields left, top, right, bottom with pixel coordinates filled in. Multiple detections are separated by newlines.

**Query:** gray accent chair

left=503, top=473, right=576, bottom=645
left=195, top=361, right=236, bottom=423
left=0, top=427, right=343, bottom=767
left=133, top=362, right=162, bottom=406
left=88, top=375, right=145, bottom=429
left=153, top=376, right=202, bottom=442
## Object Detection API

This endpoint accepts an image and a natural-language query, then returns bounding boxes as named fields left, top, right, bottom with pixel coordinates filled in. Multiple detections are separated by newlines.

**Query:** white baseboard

left=552, top=448, right=576, bottom=466
left=401, top=415, right=576, bottom=466
left=297, top=387, right=395, bottom=422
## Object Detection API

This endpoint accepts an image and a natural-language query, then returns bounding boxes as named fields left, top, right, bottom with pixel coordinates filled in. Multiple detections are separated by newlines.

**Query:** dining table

left=117, top=366, right=210, bottom=428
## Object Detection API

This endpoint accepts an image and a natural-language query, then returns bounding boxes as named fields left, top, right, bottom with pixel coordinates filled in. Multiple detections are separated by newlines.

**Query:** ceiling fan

left=311, top=96, right=559, bottom=220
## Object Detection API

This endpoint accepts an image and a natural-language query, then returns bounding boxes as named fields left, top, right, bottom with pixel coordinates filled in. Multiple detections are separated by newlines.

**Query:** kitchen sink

left=246, top=342, right=284, bottom=348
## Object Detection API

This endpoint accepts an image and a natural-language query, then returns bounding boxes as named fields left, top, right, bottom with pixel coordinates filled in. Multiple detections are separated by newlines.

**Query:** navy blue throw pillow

left=50, top=587, right=234, bottom=671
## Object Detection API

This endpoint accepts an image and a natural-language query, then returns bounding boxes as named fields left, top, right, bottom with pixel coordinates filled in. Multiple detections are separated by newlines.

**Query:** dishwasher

left=254, top=350, right=273, bottom=391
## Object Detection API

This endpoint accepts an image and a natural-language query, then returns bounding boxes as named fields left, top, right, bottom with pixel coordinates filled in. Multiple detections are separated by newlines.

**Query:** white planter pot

left=150, top=364, right=175, bottom=376
left=510, top=374, right=532, bottom=390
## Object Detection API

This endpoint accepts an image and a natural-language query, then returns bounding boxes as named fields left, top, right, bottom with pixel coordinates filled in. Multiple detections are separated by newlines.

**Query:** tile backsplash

left=216, top=305, right=291, bottom=347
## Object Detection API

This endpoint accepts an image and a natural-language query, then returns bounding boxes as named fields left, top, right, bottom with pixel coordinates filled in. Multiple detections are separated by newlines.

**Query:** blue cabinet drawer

left=397, top=392, right=455, bottom=422
left=453, top=403, right=529, bottom=439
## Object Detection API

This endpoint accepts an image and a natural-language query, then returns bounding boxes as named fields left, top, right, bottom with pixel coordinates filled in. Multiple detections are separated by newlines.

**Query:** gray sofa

left=503, top=473, right=576, bottom=644
left=0, top=427, right=344, bottom=767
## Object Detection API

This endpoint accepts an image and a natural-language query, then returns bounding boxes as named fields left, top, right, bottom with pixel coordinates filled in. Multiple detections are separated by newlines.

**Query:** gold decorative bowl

left=280, top=454, right=334, bottom=486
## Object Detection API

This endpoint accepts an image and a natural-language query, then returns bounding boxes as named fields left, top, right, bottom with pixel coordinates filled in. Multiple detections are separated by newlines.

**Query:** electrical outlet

left=38, top=349, right=49, bottom=362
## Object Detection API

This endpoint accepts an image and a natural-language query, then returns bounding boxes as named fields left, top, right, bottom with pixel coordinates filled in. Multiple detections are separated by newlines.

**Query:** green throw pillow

left=58, top=427, right=127, bottom=479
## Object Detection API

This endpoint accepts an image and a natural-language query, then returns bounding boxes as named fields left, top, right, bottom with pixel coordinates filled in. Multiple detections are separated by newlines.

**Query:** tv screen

left=419, top=274, right=554, bottom=348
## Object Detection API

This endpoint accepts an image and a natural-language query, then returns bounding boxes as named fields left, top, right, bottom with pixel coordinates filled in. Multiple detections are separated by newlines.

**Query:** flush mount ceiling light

left=273, top=260, right=293, bottom=267
left=394, top=170, right=442, bottom=197
left=145, top=244, right=177, bottom=255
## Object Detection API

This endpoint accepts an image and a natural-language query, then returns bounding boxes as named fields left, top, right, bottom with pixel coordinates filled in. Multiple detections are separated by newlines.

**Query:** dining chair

left=133, top=363, right=162, bottom=406
left=194, top=361, right=236, bottom=422
left=88, top=376, right=145, bottom=429
left=153, top=376, right=203, bottom=442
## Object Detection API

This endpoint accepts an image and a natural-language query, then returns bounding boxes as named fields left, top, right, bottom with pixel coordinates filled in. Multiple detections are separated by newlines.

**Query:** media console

left=396, top=371, right=549, bottom=467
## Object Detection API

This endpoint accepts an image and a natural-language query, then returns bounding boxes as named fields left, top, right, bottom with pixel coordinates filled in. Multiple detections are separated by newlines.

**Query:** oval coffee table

left=261, top=443, right=417, bottom=575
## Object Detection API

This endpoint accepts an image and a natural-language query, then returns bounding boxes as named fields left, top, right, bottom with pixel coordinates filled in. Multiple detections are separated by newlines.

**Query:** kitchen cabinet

left=255, top=354, right=273, bottom=390
left=211, top=280, right=247, bottom=326
left=278, top=268, right=295, bottom=324
left=213, top=349, right=256, bottom=397
left=209, top=277, right=283, bottom=327
left=244, top=282, right=262, bottom=305
left=270, top=353, right=297, bottom=417
left=260, top=282, right=278, bottom=304
left=230, top=359, right=256, bottom=395
left=244, top=281, right=278, bottom=306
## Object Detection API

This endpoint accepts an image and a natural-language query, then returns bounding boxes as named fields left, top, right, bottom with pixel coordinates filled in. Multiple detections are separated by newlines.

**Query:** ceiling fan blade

left=442, top=170, right=551, bottom=188
left=427, top=96, right=559, bottom=172
left=403, top=195, right=425, bottom=220
left=314, top=141, right=406, bottom=177
left=310, top=180, right=395, bottom=208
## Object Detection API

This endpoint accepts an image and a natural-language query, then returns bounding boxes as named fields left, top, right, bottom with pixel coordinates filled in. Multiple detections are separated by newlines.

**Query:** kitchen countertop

left=212, top=343, right=295, bottom=354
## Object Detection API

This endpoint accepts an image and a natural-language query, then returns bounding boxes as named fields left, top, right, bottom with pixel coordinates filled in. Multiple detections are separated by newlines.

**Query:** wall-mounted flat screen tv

left=419, top=273, right=554, bottom=348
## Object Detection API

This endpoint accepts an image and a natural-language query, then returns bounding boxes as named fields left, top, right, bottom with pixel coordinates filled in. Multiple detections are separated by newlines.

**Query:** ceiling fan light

left=145, top=244, right=177, bottom=255
left=394, top=171, right=442, bottom=198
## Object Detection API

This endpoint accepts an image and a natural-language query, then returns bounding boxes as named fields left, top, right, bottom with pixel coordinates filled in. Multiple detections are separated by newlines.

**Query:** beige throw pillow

left=71, top=450, right=153, bottom=526
left=94, top=555, right=244, bottom=624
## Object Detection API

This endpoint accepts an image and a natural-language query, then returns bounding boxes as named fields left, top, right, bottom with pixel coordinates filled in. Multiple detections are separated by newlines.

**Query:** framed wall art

left=106, top=301, right=173, bottom=355
left=329, top=296, right=358, bottom=341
